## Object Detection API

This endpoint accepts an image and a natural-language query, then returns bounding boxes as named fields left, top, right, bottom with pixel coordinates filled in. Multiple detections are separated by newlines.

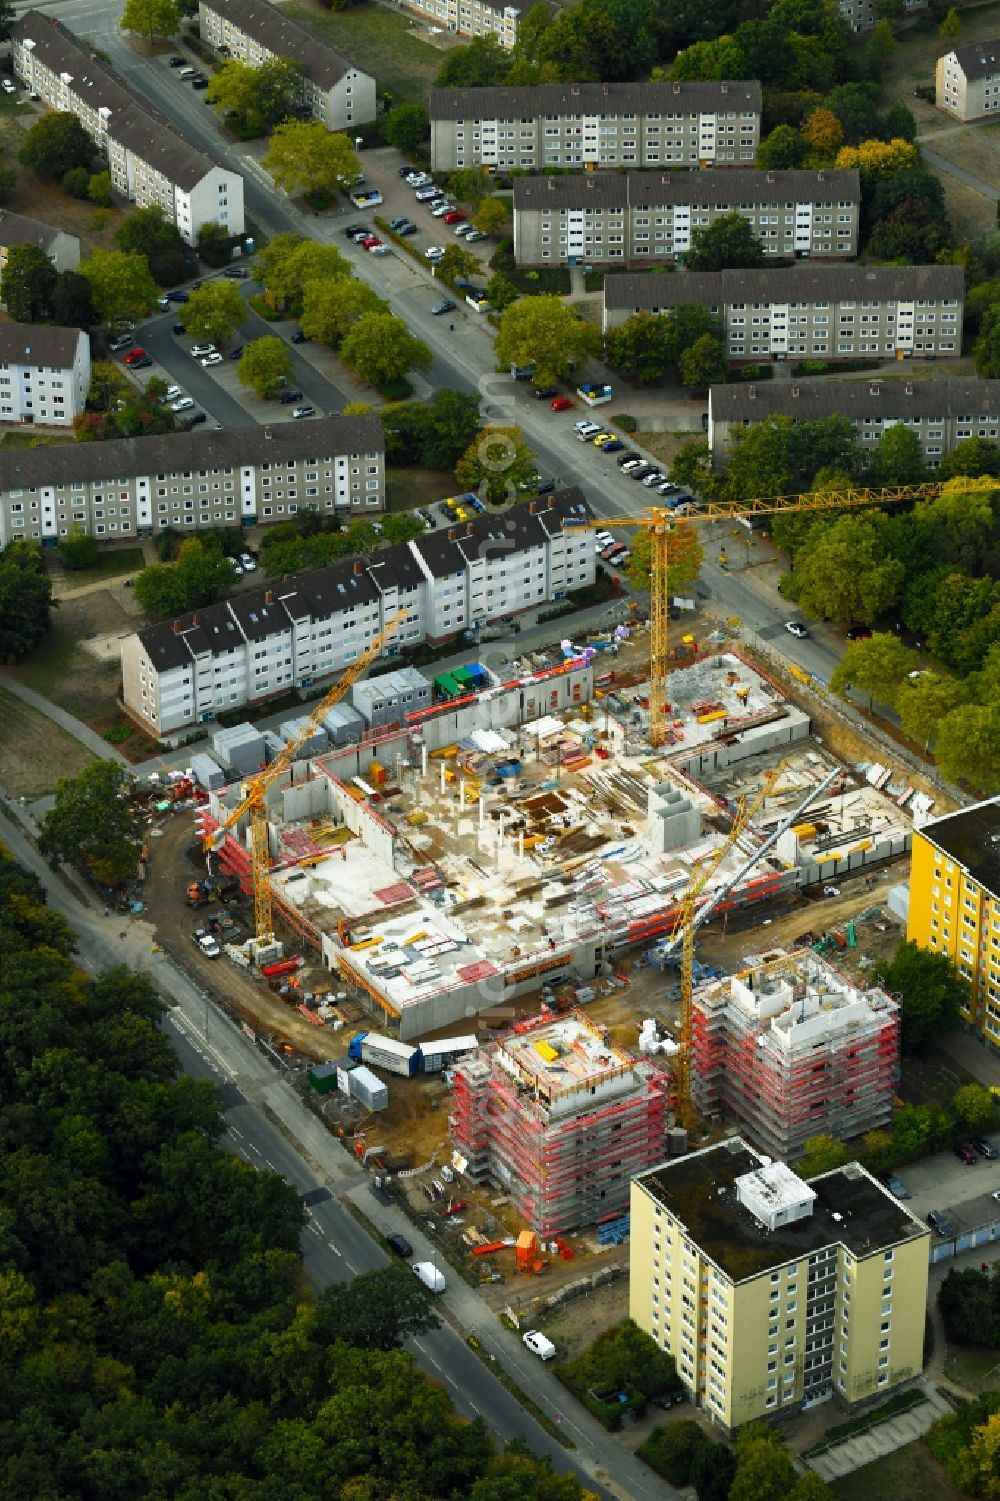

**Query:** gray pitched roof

left=12, top=12, right=227, bottom=191
left=0, top=413, right=383, bottom=490
left=514, top=168, right=859, bottom=213
left=0, top=208, right=74, bottom=256
left=0, top=321, right=83, bottom=367
left=199, top=0, right=363, bottom=91
left=604, top=262, right=965, bottom=310
left=710, top=376, right=1000, bottom=425
left=945, top=38, right=1000, bottom=80
left=430, top=79, right=761, bottom=122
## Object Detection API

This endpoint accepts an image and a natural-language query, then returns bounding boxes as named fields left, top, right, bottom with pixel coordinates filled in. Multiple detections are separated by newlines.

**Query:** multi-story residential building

left=709, top=375, right=992, bottom=466
left=838, top=0, right=924, bottom=33
left=0, top=322, right=90, bottom=429
left=0, top=211, right=80, bottom=305
left=0, top=415, right=384, bottom=548
left=631, top=1139, right=929, bottom=1433
left=121, top=489, right=595, bottom=735
left=603, top=264, right=964, bottom=362
left=936, top=39, right=1000, bottom=121
left=399, top=0, right=525, bottom=48
left=12, top=11, right=244, bottom=245
left=513, top=168, right=860, bottom=267
left=198, top=0, right=376, bottom=132
left=907, top=798, right=1000, bottom=1048
left=429, top=80, right=762, bottom=172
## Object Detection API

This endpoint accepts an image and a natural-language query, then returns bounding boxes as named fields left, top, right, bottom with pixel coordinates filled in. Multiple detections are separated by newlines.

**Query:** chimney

left=766, top=171, right=775, bottom=183
left=721, top=82, right=728, bottom=94
left=869, top=382, right=880, bottom=396
left=547, top=176, right=555, bottom=190
left=791, top=385, right=799, bottom=397
left=448, top=526, right=458, bottom=541
left=586, top=176, right=594, bottom=189
left=748, top=384, right=757, bottom=399
left=264, top=426, right=272, bottom=440
left=660, top=172, right=671, bottom=185
left=265, top=589, right=274, bottom=605
left=602, top=82, right=608, bottom=95
left=672, top=83, right=680, bottom=93
left=571, top=81, right=580, bottom=95
left=191, top=614, right=199, bottom=627
left=354, top=559, right=364, bottom=574
left=817, top=169, right=825, bottom=181
left=905, top=381, right=913, bottom=395
left=466, top=522, right=475, bottom=537
left=172, top=619, right=182, bottom=633
left=529, top=500, right=539, bottom=514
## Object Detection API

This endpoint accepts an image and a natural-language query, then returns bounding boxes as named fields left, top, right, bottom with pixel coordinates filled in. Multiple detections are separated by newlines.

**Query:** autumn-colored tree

left=625, top=524, right=702, bottom=596
left=834, top=137, right=919, bottom=183
left=801, top=107, right=843, bottom=158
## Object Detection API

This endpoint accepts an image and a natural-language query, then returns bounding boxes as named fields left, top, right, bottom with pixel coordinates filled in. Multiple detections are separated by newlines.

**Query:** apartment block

left=709, top=376, right=997, bottom=467
left=198, top=0, right=376, bottom=131
left=402, top=0, right=524, bottom=48
left=907, top=798, right=1000, bottom=1047
left=0, top=322, right=90, bottom=429
left=936, top=39, right=1000, bottom=121
left=121, top=489, right=595, bottom=734
left=430, top=80, right=762, bottom=173
left=603, top=264, right=964, bottom=361
left=838, top=0, right=924, bottom=32
left=631, top=1140, right=929, bottom=1432
left=513, top=169, right=860, bottom=267
left=12, top=12, right=244, bottom=245
left=0, top=414, right=384, bottom=549
left=691, top=952, right=899, bottom=1162
left=0, top=210, right=79, bottom=305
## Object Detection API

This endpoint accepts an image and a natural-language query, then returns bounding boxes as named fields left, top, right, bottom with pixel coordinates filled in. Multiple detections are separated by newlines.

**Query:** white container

left=412, top=1261, right=446, bottom=1294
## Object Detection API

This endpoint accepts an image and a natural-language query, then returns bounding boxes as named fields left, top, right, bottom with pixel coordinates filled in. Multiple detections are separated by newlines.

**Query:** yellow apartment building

left=630, top=1140, right=929, bottom=1434
left=907, top=798, right=1000, bottom=1044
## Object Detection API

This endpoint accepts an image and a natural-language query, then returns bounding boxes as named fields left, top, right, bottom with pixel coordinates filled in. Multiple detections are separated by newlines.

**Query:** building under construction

left=691, top=951, right=900, bottom=1162
left=450, top=1011, right=669, bottom=1236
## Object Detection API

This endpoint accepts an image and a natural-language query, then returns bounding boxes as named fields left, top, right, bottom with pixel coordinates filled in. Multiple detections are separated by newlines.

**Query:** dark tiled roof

left=945, top=38, right=1000, bottom=80
left=430, top=79, right=761, bottom=121
left=0, top=321, right=84, bottom=367
left=919, top=799, right=1000, bottom=899
left=514, top=168, right=859, bottom=212
left=604, top=262, right=964, bottom=309
left=0, top=209, right=73, bottom=255
left=710, top=377, right=1000, bottom=424
left=200, top=0, right=361, bottom=90
left=289, top=560, right=380, bottom=619
left=12, top=12, right=226, bottom=191
left=534, top=485, right=590, bottom=538
left=366, top=550, right=425, bottom=595
left=0, top=414, right=383, bottom=491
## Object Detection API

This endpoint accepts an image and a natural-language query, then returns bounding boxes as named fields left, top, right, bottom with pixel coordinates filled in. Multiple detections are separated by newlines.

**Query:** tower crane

left=661, top=764, right=841, bottom=1130
left=563, top=481, right=945, bottom=747
left=204, top=609, right=407, bottom=953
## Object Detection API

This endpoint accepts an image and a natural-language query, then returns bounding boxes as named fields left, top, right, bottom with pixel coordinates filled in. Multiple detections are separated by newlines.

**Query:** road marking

left=325, top=1240, right=343, bottom=1257
left=230, top=1127, right=244, bottom=1140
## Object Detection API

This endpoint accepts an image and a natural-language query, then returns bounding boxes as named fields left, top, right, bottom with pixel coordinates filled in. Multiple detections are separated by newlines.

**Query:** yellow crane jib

left=202, top=608, right=408, bottom=954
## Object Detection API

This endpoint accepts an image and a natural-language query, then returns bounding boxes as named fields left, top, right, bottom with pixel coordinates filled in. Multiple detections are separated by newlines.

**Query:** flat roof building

left=631, top=1139, right=929, bottom=1431
left=513, top=169, right=860, bottom=267
left=430, top=80, right=762, bottom=173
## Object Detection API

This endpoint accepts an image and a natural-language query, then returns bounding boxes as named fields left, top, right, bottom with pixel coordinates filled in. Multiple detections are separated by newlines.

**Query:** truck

left=350, top=188, right=383, bottom=208
left=577, top=383, right=613, bottom=406
left=348, top=1030, right=421, bottom=1077
left=413, top=1261, right=446, bottom=1294
left=510, top=361, right=537, bottom=380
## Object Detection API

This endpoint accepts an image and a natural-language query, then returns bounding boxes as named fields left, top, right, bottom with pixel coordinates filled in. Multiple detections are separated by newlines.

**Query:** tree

left=495, top=295, right=599, bottom=385
left=671, top=439, right=715, bottom=495
left=18, top=113, right=93, bottom=179
left=729, top=1426, right=797, bottom=1501
left=976, top=306, right=1000, bottom=379
left=87, top=171, right=112, bottom=208
left=134, top=538, right=237, bottom=617
left=81, top=249, right=158, bottom=322
left=339, top=312, right=432, bottom=387
left=50, top=269, right=95, bottom=329
left=61, top=166, right=91, bottom=200
left=690, top=1443, right=738, bottom=1501
left=836, top=136, right=919, bottom=184
left=206, top=58, right=260, bottom=125
left=473, top=197, right=509, bottom=236
left=300, top=276, right=385, bottom=345
left=798, top=1133, right=850, bottom=1176
left=262, top=121, right=360, bottom=200
left=781, top=516, right=905, bottom=625
left=801, top=106, right=843, bottom=157
left=0, top=0, right=14, bottom=41
left=938, top=438, right=1000, bottom=481
left=382, top=388, right=481, bottom=469
left=381, top=512, right=425, bottom=545
left=455, top=425, right=539, bottom=503
left=830, top=630, right=918, bottom=707
left=895, top=671, right=967, bottom=751
left=626, top=525, right=703, bottom=595
left=237, top=335, right=293, bottom=397
left=116, top=204, right=189, bottom=286
left=724, top=415, right=860, bottom=503
left=0, top=545, right=53, bottom=661
left=954, top=1083, right=996, bottom=1132
left=869, top=200, right=948, bottom=263
left=39, top=761, right=141, bottom=884
left=640, top=1421, right=708, bottom=1486
left=938, top=6, right=961, bottom=38
left=935, top=700, right=1000, bottom=791
left=0, top=243, right=57, bottom=323
left=678, top=333, right=727, bottom=390
left=685, top=211, right=766, bottom=272
left=382, top=102, right=429, bottom=155
left=484, top=270, right=519, bottom=313
left=179, top=280, right=246, bottom=345
left=436, top=34, right=510, bottom=88
left=59, top=528, right=99, bottom=571
left=254, top=56, right=307, bottom=127
left=437, top=244, right=482, bottom=288
left=757, top=124, right=807, bottom=170
left=939, top=1267, right=1000, bottom=1348
left=869, top=424, right=927, bottom=486
left=119, top=0, right=181, bottom=41
left=258, top=233, right=351, bottom=313
left=877, top=939, right=967, bottom=1050
left=313, top=1264, right=441, bottom=1351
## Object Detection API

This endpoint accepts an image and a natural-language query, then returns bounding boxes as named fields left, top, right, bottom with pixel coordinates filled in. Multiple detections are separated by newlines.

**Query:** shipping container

left=349, top=1064, right=388, bottom=1111
left=349, top=1031, right=421, bottom=1077
left=419, top=1034, right=478, bottom=1072
left=261, top=957, right=301, bottom=979
left=309, top=1061, right=339, bottom=1095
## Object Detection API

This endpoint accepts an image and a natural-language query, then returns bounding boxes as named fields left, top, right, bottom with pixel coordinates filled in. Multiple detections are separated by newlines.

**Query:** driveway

left=887, top=1144, right=1000, bottom=1234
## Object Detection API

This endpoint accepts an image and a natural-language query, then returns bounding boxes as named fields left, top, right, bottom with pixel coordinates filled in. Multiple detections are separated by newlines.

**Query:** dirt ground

left=0, top=687, right=96, bottom=797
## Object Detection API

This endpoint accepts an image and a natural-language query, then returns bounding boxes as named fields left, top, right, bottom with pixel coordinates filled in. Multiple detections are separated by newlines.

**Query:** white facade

left=0, top=324, right=90, bottom=429
left=936, top=39, right=1000, bottom=121
left=403, top=0, right=523, bottom=48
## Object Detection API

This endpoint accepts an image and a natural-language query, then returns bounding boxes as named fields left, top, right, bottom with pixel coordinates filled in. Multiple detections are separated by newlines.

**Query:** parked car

left=927, top=1210, right=955, bottom=1236
left=955, top=1142, right=978, bottom=1165
left=184, top=411, right=207, bottom=427
left=192, top=929, right=221, bottom=959
left=846, top=624, right=872, bottom=640
left=128, top=356, right=152, bottom=369
left=522, top=1331, right=556, bottom=1361
left=279, top=388, right=304, bottom=404
left=415, top=186, right=441, bottom=202
left=453, top=222, right=475, bottom=237
left=164, top=385, right=184, bottom=402
left=641, top=470, right=666, bottom=487
left=880, top=1173, right=910, bottom=1200
left=123, top=347, right=149, bottom=365
left=166, top=289, right=189, bottom=303
left=343, top=224, right=369, bottom=240
left=291, top=329, right=308, bottom=343
left=386, top=1232, right=413, bottom=1258
left=532, top=385, right=556, bottom=400
left=590, top=432, right=615, bottom=447
left=292, top=405, right=316, bottom=418
left=972, top=1137, right=998, bottom=1159
left=172, top=322, right=185, bottom=335
left=191, top=77, right=209, bottom=90
left=229, top=345, right=244, bottom=361
left=784, top=620, right=809, bottom=639
left=429, top=201, right=455, bottom=218
left=170, top=396, right=195, bottom=412
left=598, top=438, right=625, bottom=453
left=108, top=334, right=134, bottom=352
left=190, top=343, right=216, bottom=358
left=424, top=246, right=445, bottom=261
left=431, top=299, right=456, bottom=315
left=224, top=265, right=250, bottom=278
left=616, top=451, right=640, bottom=467
left=551, top=396, right=574, bottom=412
left=464, top=230, right=487, bottom=242
left=629, top=465, right=657, bottom=482
left=620, top=458, right=646, bottom=474
left=657, top=481, right=681, bottom=496
left=574, top=420, right=600, bottom=439
left=169, top=55, right=186, bottom=66
left=442, top=210, right=466, bottom=225
left=200, top=352, right=224, bottom=367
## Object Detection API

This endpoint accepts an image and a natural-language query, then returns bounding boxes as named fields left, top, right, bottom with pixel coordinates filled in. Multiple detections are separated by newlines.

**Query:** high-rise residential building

left=907, top=798, right=1000, bottom=1046
left=631, top=1139, right=929, bottom=1433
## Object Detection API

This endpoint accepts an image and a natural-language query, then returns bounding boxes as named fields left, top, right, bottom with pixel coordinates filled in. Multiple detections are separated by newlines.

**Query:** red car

left=550, top=396, right=574, bottom=412
left=123, top=347, right=148, bottom=365
left=362, top=236, right=381, bottom=248
left=442, top=211, right=466, bottom=225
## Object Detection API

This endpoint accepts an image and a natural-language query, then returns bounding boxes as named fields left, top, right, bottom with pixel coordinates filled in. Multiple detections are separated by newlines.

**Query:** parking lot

left=887, top=1143, right=1000, bottom=1239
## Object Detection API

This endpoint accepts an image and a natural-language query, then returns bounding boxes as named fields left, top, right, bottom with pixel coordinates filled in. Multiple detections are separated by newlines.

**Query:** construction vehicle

left=562, top=482, right=945, bottom=747
left=202, top=610, right=406, bottom=958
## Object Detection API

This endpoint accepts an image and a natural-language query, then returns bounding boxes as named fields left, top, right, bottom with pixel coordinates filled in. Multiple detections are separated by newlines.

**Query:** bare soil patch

left=0, top=686, right=96, bottom=797
left=8, top=589, right=136, bottom=730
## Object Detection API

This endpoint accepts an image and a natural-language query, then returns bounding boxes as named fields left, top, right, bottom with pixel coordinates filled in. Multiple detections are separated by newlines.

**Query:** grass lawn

left=385, top=466, right=454, bottom=511
left=54, top=547, right=145, bottom=587
left=944, top=1344, right=1000, bottom=1387
left=830, top=1440, right=961, bottom=1501
left=0, top=432, right=67, bottom=449
left=640, top=431, right=694, bottom=470
left=279, top=2, right=445, bottom=104
left=0, top=687, right=97, bottom=798
left=900, top=1048, right=974, bottom=1108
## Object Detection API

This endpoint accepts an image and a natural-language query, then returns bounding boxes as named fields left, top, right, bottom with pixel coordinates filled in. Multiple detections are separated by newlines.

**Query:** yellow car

left=591, top=431, right=615, bottom=446
left=455, top=507, right=469, bottom=521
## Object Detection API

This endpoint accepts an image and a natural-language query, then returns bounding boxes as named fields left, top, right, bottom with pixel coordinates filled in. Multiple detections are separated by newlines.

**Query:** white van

left=523, top=1330, right=556, bottom=1360
left=178, top=67, right=197, bottom=79
left=412, top=1261, right=446, bottom=1294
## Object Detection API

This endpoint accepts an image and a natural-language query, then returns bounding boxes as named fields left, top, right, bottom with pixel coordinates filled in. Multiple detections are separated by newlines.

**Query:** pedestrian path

left=806, top=1388, right=952, bottom=1481
left=0, top=674, right=127, bottom=765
